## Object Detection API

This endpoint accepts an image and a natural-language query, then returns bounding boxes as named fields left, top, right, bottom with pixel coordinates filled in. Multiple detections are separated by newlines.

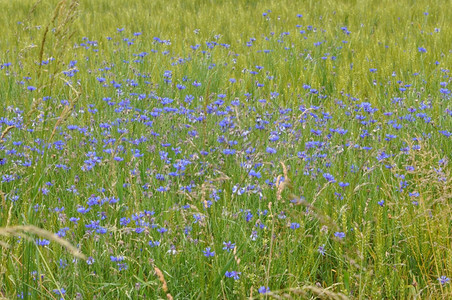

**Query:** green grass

left=0, top=0, right=451, bottom=299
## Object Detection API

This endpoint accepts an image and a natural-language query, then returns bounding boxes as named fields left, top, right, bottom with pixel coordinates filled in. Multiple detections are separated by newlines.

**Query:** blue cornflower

left=157, top=227, right=168, bottom=234
left=385, top=134, right=397, bottom=141
left=334, top=232, right=346, bottom=239
left=110, top=256, right=124, bottom=262
left=135, top=227, right=145, bottom=234
left=69, top=217, right=80, bottom=224
left=225, top=271, right=241, bottom=280
left=223, top=241, right=235, bottom=252
left=2, top=174, right=15, bottom=183
left=258, top=286, right=270, bottom=294
left=249, top=169, right=261, bottom=178
left=323, top=173, right=336, bottom=183
left=149, top=240, right=160, bottom=247
left=266, top=147, right=277, bottom=154
left=223, top=149, right=236, bottom=155
left=52, top=288, right=66, bottom=296
left=36, top=239, right=50, bottom=246
left=96, top=227, right=108, bottom=234
left=203, top=247, right=215, bottom=257
left=117, top=263, right=128, bottom=271
left=120, top=217, right=131, bottom=226
left=193, top=214, right=203, bottom=223
left=290, top=222, right=300, bottom=230
left=438, top=276, right=450, bottom=285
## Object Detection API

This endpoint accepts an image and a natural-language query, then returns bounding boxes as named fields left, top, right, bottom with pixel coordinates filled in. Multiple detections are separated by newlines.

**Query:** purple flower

left=203, top=247, right=215, bottom=257
left=36, top=239, right=50, bottom=246
left=223, top=149, right=236, bottom=155
left=438, top=276, right=450, bottom=285
left=117, top=263, right=128, bottom=271
left=334, top=232, right=345, bottom=239
left=157, top=227, right=168, bottom=234
left=258, top=286, right=270, bottom=294
left=52, top=288, right=66, bottom=296
left=223, top=241, right=235, bottom=252
left=110, top=256, right=124, bottom=262
left=266, top=147, right=277, bottom=154
left=249, top=169, right=261, bottom=178
left=323, top=173, right=336, bottom=183
left=290, top=222, right=300, bottom=230
left=225, top=271, right=241, bottom=280
left=409, top=191, right=420, bottom=197
left=149, top=240, right=160, bottom=247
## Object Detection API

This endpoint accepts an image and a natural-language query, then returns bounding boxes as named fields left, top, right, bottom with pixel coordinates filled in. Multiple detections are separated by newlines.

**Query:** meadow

left=0, top=0, right=451, bottom=298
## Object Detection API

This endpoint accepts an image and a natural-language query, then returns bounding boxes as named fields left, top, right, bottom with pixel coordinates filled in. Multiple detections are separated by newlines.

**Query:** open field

left=0, top=0, right=451, bottom=298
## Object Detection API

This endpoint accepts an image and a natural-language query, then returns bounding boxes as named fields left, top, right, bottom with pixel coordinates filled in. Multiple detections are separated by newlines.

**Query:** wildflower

left=203, top=247, right=215, bottom=257
left=36, top=239, right=50, bottom=246
left=223, top=149, right=236, bottom=155
left=167, top=245, right=177, bottom=255
left=120, top=217, right=130, bottom=226
left=110, top=256, right=124, bottom=262
left=334, top=232, right=345, bottom=239
left=266, top=147, right=277, bottom=154
left=59, top=261, right=68, bottom=271
left=193, top=214, right=203, bottom=223
left=258, top=286, right=270, bottom=294
left=69, top=217, right=80, bottom=224
left=318, top=244, right=326, bottom=256
left=323, top=173, right=336, bottom=183
left=117, top=263, right=128, bottom=271
left=249, top=169, right=261, bottom=178
left=290, top=222, right=300, bottom=230
left=223, top=241, right=235, bottom=252
left=225, top=271, right=241, bottom=280
left=52, top=288, right=66, bottom=296
left=438, top=276, right=450, bottom=285
left=2, top=174, right=15, bottom=183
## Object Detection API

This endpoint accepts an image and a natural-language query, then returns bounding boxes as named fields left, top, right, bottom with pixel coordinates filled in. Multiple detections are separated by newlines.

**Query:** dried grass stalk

left=0, top=225, right=86, bottom=260
left=0, top=126, right=15, bottom=143
left=154, top=266, right=173, bottom=300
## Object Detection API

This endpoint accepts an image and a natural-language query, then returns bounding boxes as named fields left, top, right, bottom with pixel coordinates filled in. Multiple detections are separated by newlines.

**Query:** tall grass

left=0, top=0, right=451, bottom=298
